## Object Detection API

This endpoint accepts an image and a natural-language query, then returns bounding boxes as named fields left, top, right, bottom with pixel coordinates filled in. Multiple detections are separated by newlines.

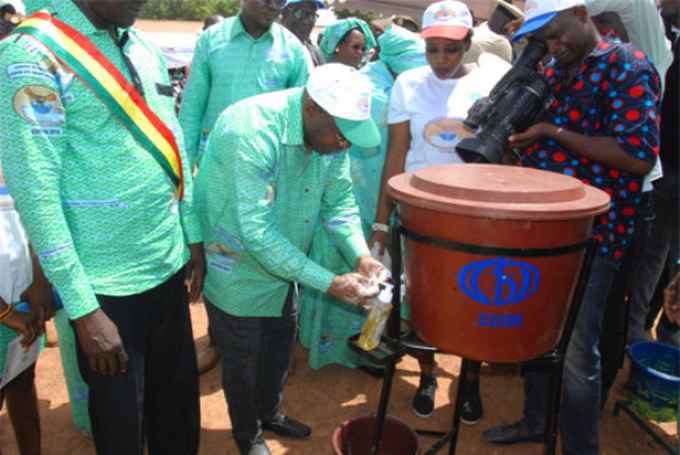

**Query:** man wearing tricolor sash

left=0, top=1, right=203, bottom=454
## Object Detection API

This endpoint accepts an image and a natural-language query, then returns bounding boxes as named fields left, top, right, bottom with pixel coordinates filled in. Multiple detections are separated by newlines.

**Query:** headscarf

left=378, top=24, right=427, bottom=75
left=319, top=18, right=377, bottom=63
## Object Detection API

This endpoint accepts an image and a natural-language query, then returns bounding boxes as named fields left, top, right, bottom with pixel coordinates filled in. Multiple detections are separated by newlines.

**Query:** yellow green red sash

left=15, top=12, right=184, bottom=198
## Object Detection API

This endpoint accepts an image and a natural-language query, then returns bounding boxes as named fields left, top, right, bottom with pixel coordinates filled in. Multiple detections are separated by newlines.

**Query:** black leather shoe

left=482, top=420, right=544, bottom=445
left=262, top=414, right=311, bottom=439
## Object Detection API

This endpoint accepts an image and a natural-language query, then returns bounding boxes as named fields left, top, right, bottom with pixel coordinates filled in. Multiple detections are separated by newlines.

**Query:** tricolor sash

left=15, top=12, right=184, bottom=199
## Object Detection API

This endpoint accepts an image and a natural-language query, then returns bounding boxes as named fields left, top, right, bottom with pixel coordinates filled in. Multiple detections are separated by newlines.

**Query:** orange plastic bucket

left=331, top=415, right=418, bottom=455
left=388, top=164, right=610, bottom=362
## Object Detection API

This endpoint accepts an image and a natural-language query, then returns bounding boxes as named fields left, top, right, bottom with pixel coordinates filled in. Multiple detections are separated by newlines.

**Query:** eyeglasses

left=290, top=8, right=319, bottom=20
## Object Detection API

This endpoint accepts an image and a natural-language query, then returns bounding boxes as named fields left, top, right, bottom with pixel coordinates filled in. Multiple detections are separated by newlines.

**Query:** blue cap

left=285, top=0, right=325, bottom=8
left=512, top=11, right=558, bottom=42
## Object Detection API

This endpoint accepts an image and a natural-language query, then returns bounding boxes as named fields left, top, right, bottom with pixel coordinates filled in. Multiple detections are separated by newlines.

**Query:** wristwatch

left=371, top=222, right=389, bottom=233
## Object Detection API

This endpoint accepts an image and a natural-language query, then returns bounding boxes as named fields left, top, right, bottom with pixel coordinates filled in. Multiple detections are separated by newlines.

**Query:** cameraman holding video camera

left=481, top=1, right=661, bottom=454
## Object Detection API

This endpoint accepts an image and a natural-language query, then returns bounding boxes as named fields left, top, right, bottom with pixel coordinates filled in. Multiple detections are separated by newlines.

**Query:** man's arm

left=0, top=42, right=100, bottom=321
left=320, top=153, right=371, bottom=268
left=510, top=124, right=654, bottom=175
left=179, top=32, right=212, bottom=168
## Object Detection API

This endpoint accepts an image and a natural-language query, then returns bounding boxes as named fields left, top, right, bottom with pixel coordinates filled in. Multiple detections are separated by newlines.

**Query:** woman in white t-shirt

left=370, top=0, right=511, bottom=424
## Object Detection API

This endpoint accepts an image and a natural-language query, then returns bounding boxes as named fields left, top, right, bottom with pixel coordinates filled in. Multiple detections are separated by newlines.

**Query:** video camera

left=456, top=38, right=552, bottom=164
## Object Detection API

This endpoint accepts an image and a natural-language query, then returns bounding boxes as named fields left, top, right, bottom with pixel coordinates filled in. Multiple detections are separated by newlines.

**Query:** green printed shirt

left=179, top=16, right=312, bottom=166
left=0, top=1, right=201, bottom=320
left=195, top=88, right=370, bottom=317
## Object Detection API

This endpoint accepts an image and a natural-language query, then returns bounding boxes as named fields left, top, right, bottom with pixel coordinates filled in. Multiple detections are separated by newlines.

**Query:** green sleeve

left=214, top=122, right=336, bottom=292
left=179, top=32, right=211, bottom=168
left=321, top=153, right=371, bottom=268
left=0, top=41, right=100, bottom=320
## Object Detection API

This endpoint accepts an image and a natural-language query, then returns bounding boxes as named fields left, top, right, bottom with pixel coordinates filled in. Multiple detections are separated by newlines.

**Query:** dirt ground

left=0, top=303, right=676, bottom=455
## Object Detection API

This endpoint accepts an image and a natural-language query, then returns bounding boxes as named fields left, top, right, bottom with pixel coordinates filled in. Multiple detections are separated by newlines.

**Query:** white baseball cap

left=306, top=63, right=380, bottom=149
left=421, top=0, right=473, bottom=41
left=513, top=0, right=586, bottom=41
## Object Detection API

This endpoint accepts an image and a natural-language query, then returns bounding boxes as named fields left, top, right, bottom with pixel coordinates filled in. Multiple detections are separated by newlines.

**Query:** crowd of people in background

left=0, top=1, right=678, bottom=455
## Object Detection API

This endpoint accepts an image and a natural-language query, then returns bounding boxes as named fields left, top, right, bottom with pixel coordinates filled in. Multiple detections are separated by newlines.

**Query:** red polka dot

left=594, top=234, right=604, bottom=243
left=609, top=169, right=620, bottom=178
left=634, top=50, right=646, bottom=60
left=628, top=85, right=645, bottom=97
left=628, top=181, right=640, bottom=192
left=600, top=216, right=608, bottom=225
left=574, top=80, right=585, bottom=90
left=601, top=81, right=610, bottom=91
left=552, top=152, right=566, bottom=162
left=598, top=41, right=610, bottom=49
left=545, top=68, right=555, bottom=78
left=613, top=250, right=623, bottom=259
left=617, top=224, right=626, bottom=234
left=622, top=207, right=636, bottom=216
left=608, top=52, right=618, bottom=64
left=652, top=146, right=660, bottom=156
left=628, top=136, right=641, bottom=146
left=569, top=110, right=581, bottom=121
left=625, top=110, right=641, bottom=121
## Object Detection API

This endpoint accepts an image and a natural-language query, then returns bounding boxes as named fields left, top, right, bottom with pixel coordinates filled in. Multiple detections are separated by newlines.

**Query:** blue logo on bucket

left=458, top=257, right=540, bottom=307
left=458, top=258, right=540, bottom=329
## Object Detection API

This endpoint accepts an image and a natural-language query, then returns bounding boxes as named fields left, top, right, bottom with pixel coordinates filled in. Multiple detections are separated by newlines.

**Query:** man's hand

left=328, top=273, right=378, bottom=305
left=73, top=309, right=128, bottom=376
left=1, top=310, right=40, bottom=347
left=186, top=242, right=206, bottom=304
left=508, top=123, right=558, bottom=149
left=356, top=255, right=387, bottom=279
left=663, top=272, right=680, bottom=325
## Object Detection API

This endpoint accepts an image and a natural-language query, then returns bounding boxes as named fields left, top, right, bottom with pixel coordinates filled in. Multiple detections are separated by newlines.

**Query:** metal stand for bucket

left=358, top=221, right=596, bottom=455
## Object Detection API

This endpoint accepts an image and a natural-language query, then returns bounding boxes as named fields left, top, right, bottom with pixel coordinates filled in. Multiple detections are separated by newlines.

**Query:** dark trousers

left=206, top=290, right=297, bottom=454
left=74, top=268, right=200, bottom=455
left=523, top=255, right=619, bottom=455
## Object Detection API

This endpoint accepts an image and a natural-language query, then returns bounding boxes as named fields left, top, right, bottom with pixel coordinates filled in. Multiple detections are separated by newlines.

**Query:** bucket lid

left=388, top=164, right=610, bottom=220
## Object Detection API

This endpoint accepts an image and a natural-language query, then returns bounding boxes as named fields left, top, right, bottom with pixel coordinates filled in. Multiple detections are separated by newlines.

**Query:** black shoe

left=412, top=374, right=438, bottom=418
left=262, top=414, right=311, bottom=439
left=482, top=420, right=544, bottom=445
left=459, top=380, right=483, bottom=425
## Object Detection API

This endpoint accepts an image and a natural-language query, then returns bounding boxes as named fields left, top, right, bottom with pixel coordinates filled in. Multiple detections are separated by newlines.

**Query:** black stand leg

left=369, top=225, right=405, bottom=455
left=613, top=401, right=679, bottom=455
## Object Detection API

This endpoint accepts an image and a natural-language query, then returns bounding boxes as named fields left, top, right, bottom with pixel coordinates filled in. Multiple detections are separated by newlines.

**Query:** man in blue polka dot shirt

left=482, top=1, right=660, bottom=454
